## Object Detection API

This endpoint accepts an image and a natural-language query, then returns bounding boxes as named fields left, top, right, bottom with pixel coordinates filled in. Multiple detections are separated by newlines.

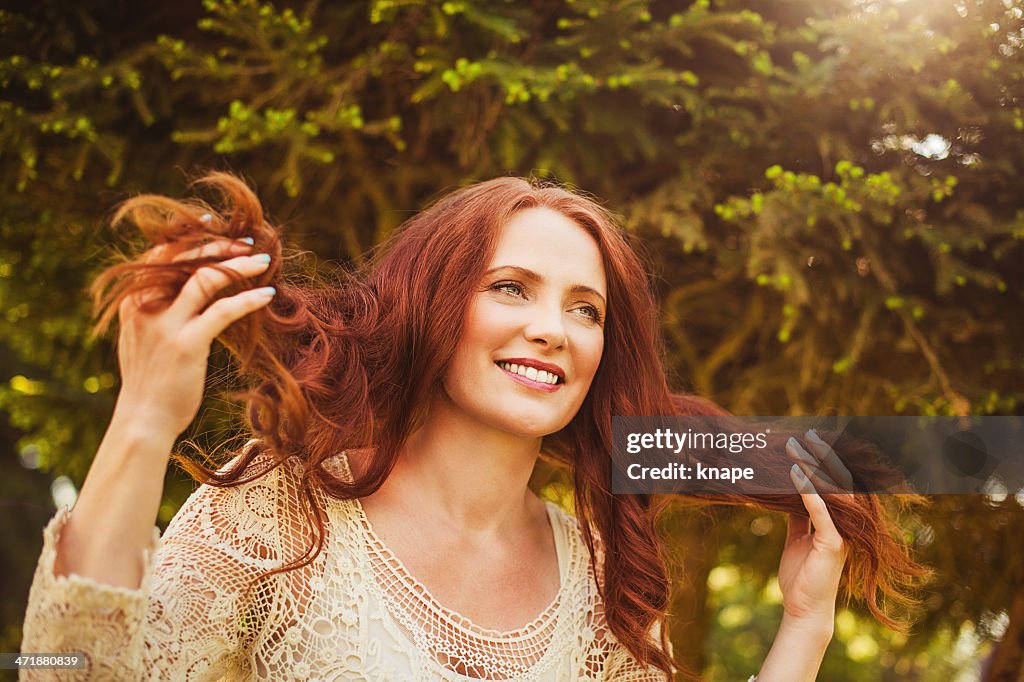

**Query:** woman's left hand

left=777, top=430, right=853, bottom=626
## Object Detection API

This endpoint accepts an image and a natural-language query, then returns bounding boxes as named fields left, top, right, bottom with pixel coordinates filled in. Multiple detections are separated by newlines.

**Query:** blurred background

left=1, top=0, right=1022, bottom=679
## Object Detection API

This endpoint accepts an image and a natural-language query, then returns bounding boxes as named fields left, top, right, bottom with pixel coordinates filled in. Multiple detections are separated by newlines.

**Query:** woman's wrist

left=778, top=611, right=835, bottom=644
left=754, top=612, right=834, bottom=682
left=108, top=399, right=182, bottom=449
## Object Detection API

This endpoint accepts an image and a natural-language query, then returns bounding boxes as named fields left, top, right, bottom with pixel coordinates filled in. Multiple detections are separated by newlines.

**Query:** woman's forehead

left=489, top=207, right=607, bottom=293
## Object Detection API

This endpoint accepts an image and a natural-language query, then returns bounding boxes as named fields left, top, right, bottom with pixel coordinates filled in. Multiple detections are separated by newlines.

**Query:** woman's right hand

left=114, top=237, right=276, bottom=437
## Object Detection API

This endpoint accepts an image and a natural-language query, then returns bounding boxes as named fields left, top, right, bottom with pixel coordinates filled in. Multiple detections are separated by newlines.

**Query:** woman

left=21, top=174, right=924, bottom=680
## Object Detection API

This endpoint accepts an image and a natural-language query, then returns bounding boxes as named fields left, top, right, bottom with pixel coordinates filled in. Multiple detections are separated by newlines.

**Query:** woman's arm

left=19, top=232, right=277, bottom=677
left=53, top=404, right=178, bottom=589
left=54, top=235, right=270, bottom=588
left=755, top=614, right=833, bottom=681
left=753, top=433, right=852, bottom=682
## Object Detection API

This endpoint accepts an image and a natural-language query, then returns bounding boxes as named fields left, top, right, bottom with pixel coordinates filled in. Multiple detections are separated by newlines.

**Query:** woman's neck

left=372, top=394, right=545, bottom=537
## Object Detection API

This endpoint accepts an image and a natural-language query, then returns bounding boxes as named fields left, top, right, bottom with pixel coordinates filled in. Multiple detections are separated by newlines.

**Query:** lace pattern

left=355, top=496, right=577, bottom=680
left=20, top=451, right=669, bottom=681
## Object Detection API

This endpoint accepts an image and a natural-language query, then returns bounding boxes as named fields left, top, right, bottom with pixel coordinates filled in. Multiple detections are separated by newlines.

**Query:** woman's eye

left=576, top=305, right=603, bottom=324
left=492, top=282, right=525, bottom=297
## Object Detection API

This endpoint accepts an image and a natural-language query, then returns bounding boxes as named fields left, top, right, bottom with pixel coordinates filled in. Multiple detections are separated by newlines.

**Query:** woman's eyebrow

left=483, top=265, right=606, bottom=306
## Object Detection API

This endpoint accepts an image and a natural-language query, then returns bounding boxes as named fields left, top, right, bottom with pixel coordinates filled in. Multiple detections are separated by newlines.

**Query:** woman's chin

left=495, top=414, right=573, bottom=440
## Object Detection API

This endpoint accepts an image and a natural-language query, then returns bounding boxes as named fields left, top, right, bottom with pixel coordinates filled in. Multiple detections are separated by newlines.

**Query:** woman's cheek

left=474, top=298, right=522, bottom=335
left=577, top=330, right=604, bottom=384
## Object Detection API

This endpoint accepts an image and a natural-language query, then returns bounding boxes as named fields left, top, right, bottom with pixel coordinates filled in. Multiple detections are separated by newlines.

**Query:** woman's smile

left=495, top=359, right=564, bottom=393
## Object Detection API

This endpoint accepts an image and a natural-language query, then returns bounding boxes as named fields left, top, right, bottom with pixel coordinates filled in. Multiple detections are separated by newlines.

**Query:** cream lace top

left=20, top=452, right=668, bottom=681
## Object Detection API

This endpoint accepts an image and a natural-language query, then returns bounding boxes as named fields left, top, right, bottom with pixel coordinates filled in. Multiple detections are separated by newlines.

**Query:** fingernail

left=200, top=213, right=213, bottom=223
left=807, top=429, right=825, bottom=444
left=791, top=464, right=814, bottom=492
left=252, top=253, right=271, bottom=264
left=789, top=437, right=814, bottom=464
left=254, top=286, right=276, bottom=297
left=236, top=237, right=255, bottom=246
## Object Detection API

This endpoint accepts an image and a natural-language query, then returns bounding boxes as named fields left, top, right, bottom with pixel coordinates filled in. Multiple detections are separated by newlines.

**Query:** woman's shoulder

left=161, top=439, right=332, bottom=566
left=539, top=498, right=603, bottom=601
left=162, top=449, right=281, bottom=563
left=542, top=499, right=582, bottom=542
left=187, top=443, right=366, bottom=523
left=540, top=499, right=599, bottom=567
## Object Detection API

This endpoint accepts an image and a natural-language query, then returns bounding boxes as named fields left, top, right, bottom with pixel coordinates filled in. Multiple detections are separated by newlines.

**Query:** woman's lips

left=496, top=363, right=562, bottom=393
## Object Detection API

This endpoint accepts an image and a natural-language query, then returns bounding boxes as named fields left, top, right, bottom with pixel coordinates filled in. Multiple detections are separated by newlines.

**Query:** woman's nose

left=524, top=304, right=567, bottom=349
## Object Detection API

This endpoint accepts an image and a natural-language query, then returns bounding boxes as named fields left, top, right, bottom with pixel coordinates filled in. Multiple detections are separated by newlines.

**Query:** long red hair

left=90, top=173, right=927, bottom=677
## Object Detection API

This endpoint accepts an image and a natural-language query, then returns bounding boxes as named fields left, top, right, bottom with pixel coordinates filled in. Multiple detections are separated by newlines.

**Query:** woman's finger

left=804, top=429, right=856, bottom=492
left=143, top=236, right=253, bottom=266
left=170, top=237, right=255, bottom=263
left=789, top=465, right=845, bottom=552
left=170, top=254, right=272, bottom=321
left=127, top=238, right=256, bottom=316
left=182, top=285, right=277, bottom=346
left=786, top=438, right=844, bottom=494
left=786, top=511, right=810, bottom=544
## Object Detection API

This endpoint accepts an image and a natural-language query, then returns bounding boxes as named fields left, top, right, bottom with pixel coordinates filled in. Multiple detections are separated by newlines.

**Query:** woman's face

left=440, top=207, right=607, bottom=439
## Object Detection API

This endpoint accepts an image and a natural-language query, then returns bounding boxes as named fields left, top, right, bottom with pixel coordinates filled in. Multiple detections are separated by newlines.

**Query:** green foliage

left=702, top=560, right=984, bottom=681
left=2, top=0, right=1022, bottom=675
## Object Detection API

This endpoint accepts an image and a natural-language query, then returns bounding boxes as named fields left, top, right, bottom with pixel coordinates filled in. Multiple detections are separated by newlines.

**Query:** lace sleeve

left=581, top=529, right=671, bottom=682
left=20, top=461, right=283, bottom=681
left=599, top=617, right=672, bottom=682
left=601, top=645, right=671, bottom=681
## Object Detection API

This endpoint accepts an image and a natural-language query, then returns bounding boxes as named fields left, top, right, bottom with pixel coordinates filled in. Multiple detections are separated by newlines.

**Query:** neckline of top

left=352, top=493, right=573, bottom=638
left=350, top=494, right=572, bottom=640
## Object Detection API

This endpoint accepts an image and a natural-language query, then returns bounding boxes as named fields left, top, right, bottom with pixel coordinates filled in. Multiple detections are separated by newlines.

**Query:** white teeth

left=497, top=362, right=560, bottom=384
